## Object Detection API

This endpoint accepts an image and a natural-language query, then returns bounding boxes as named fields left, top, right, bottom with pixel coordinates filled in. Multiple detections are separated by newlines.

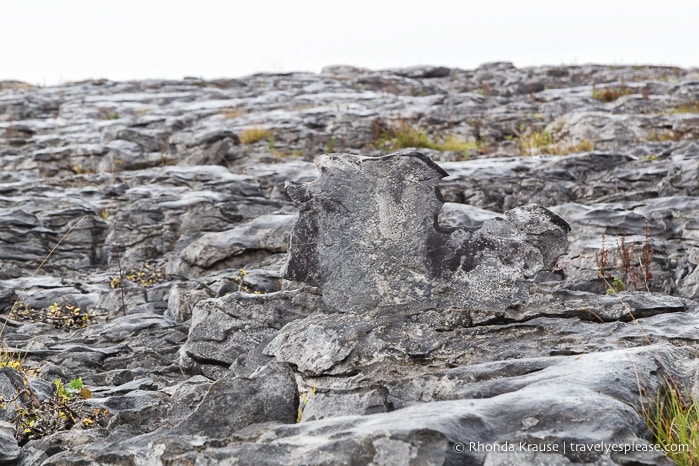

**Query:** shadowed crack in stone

left=283, top=150, right=570, bottom=312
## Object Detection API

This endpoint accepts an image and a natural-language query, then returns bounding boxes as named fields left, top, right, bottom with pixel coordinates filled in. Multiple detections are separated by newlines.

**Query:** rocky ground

left=0, top=62, right=698, bottom=465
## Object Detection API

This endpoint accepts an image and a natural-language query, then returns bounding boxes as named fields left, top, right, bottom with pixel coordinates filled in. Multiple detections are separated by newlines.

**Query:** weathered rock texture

left=285, top=151, right=569, bottom=311
left=0, top=62, right=697, bottom=465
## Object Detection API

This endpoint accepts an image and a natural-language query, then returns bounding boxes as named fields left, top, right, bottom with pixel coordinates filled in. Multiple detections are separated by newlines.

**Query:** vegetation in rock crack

left=373, top=120, right=480, bottom=158
left=642, top=379, right=699, bottom=466
left=96, top=107, right=120, bottom=120
left=595, top=225, right=653, bottom=294
left=221, top=107, right=244, bottom=119
left=239, top=127, right=272, bottom=144
left=2, top=377, right=108, bottom=446
left=232, top=268, right=264, bottom=294
left=110, top=262, right=165, bottom=289
left=297, top=385, right=316, bottom=423
left=591, top=84, right=633, bottom=102
left=9, top=301, right=95, bottom=330
left=325, top=135, right=337, bottom=153
left=0, top=349, right=27, bottom=372
left=0, top=343, right=106, bottom=445
left=668, top=100, right=699, bottom=114
left=516, top=125, right=595, bottom=156
left=0, top=215, right=89, bottom=339
left=648, top=129, right=682, bottom=142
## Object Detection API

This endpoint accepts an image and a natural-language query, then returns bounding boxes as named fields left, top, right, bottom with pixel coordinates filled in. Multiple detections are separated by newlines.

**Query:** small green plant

left=591, top=84, right=633, bottom=102
left=234, top=268, right=249, bottom=292
left=325, top=135, right=337, bottom=153
left=239, top=127, right=272, bottom=144
left=110, top=262, right=165, bottom=289
left=643, top=379, right=698, bottom=466
left=0, top=348, right=26, bottom=372
left=232, top=268, right=267, bottom=294
left=642, top=154, right=658, bottom=162
left=297, top=385, right=316, bottom=423
left=97, top=108, right=120, bottom=120
left=606, top=277, right=625, bottom=294
left=6, top=377, right=107, bottom=445
left=9, top=301, right=95, bottom=330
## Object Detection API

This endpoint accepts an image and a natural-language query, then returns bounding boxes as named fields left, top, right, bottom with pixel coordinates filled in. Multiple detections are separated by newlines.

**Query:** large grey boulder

left=284, top=151, right=569, bottom=311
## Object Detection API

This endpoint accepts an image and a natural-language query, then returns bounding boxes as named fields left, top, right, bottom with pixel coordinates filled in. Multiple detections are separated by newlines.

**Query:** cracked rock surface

left=0, top=62, right=697, bottom=465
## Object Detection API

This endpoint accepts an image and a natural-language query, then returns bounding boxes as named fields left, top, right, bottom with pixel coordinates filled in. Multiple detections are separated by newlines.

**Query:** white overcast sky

left=1, top=0, right=697, bottom=85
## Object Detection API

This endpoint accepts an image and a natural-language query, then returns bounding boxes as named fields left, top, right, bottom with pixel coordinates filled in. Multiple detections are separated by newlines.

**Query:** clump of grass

left=390, top=122, right=433, bottom=149
left=592, top=84, right=633, bottom=102
left=438, top=135, right=481, bottom=153
left=325, top=135, right=337, bottom=153
left=570, top=139, right=595, bottom=152
left=643, top=380, right=698, bottom=466
left=648, top=129, right=682, bottom=142
left=239, top=127, right=272, bottom=144
left=373, top=121, right=480, bottom=157
left=222, top=108, right=244, bottom=119
left=668, top=101, right=699, bottom=114
left=517, top=126, right=594, bottom=156
left=519, top=128, right=555, bottom=155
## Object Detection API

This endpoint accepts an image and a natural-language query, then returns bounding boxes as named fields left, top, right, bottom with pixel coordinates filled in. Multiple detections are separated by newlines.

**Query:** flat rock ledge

left=284, top=151, right=570, bottom=312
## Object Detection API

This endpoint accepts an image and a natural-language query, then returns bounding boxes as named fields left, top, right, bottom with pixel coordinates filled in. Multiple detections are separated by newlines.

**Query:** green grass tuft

left=239, top=127, right=272, bottom=144
left=643, top=380, right=698, bottom=465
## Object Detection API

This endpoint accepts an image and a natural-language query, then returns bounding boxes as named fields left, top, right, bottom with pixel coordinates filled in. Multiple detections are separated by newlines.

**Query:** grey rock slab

left=138, top=372, right=672, bottom=465
left=179, top=288, right=325, bottom=374
left=165, top=283, right=213, bottom=323
left=173, top=362, right=297, bottom=438
left=283, top=150, right=569, bottom=311
left=300, top=386, right=392, bottom=422
left=438, top=202, right=502, bottom=228
left=176, top=213, right=295, bottom=274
